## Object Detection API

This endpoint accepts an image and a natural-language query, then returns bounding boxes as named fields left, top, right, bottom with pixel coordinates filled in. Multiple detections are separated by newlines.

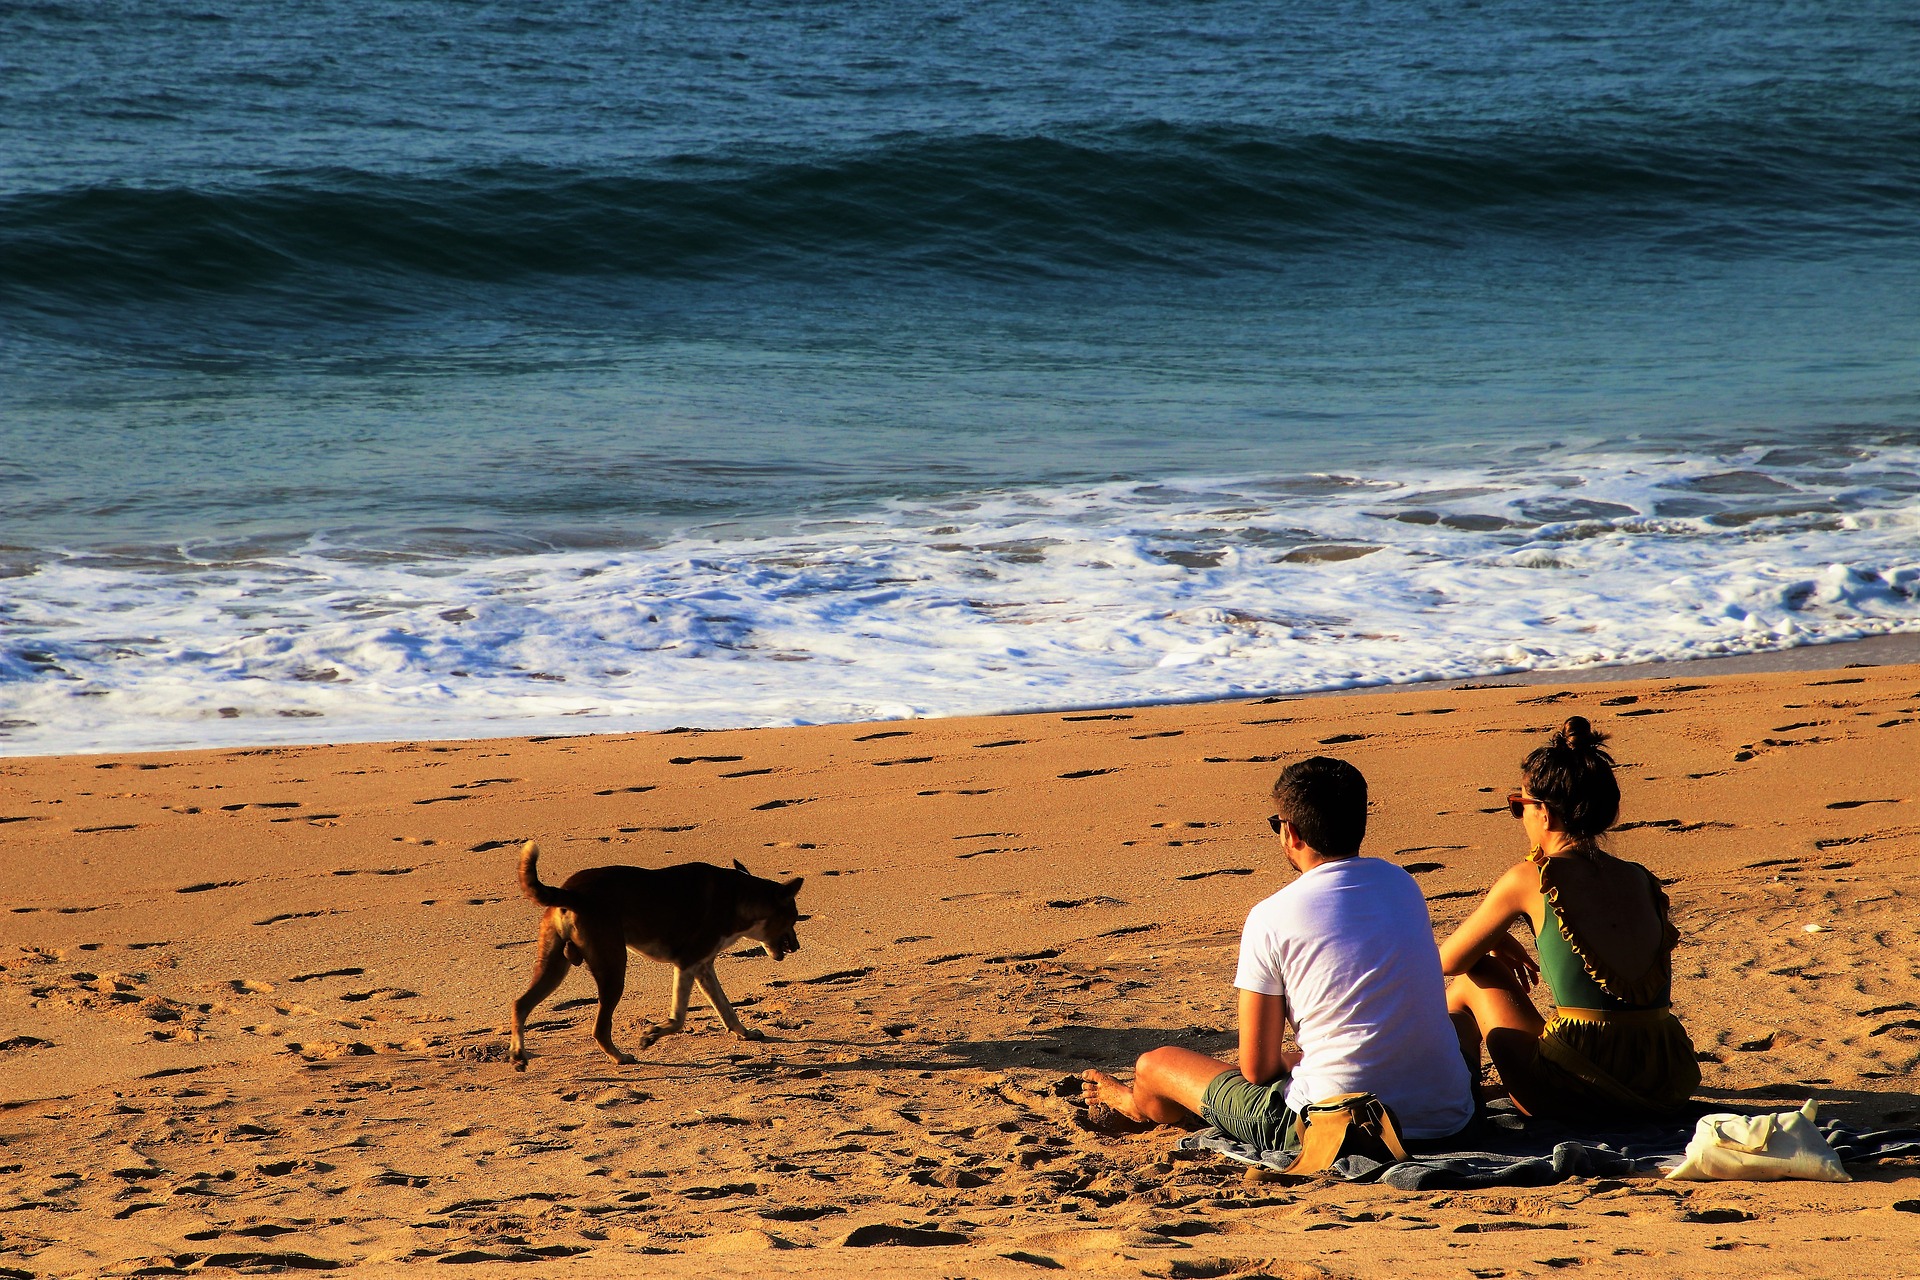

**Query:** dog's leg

left=693, top=963, right=764, bottom=1042
left=637, top=965, right=696, bottom=1050
left=508, top=915, right=571, bottom=1072
left=578, top=930, right=636, bottom=1066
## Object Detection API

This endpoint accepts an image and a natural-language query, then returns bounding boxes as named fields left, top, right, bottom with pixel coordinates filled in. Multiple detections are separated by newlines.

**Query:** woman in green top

left=1439, top=716, right=1699, bottom=1120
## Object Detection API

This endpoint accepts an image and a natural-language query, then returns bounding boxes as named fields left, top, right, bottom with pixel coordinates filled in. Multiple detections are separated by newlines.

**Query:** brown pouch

left=1282, top=1091, right=1408, bottom=1176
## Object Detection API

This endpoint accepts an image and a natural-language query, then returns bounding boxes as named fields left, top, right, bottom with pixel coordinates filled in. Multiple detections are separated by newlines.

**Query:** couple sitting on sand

left=1082, top=717, right=1700, bottom=1150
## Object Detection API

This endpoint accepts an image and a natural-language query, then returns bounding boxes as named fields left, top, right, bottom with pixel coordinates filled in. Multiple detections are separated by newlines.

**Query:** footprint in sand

left=871, top=757, right=934, bottom=767
left=1061, top=713, right=1132, bottom=722
left=1827, top=798, right=1899, bottom=809
left=1175, top=868, right=1253, bottom=882
left=218, top=801, right=301, bottom=811
left=1044, top=897, right=1126, bottom=909
left=255, top=911, right=333, bottom=927
left=411, top=795, right=468, bottom=805
left=975, top=739, right=1026, bottom=748
left=722, top=767, right=779, bottom=777
left=1244, top=716, right=1297, bottom=726
left=74, top=824, right=137, bottom=833
left=918, top=788, right=994, bottom=796
left=288, top=967, right=362, bottom=990
left=752, top=797, right=813, bottom=810
left=670, top=754, right=745, bottom=764
left=1130, top=730, right=1184, bottom=739
left=853, top=730, right=913, bottom=741
left=332, top=867, right=414, bottom=877
left=592, top=784, right=657, bottom=795
left=177, top=880, right=245, bottom=894
left=958, top=846, right=1033, bottom=860
left=1058, top=768, right=1118, bottom=779
left=1318, top=733, right=1367, bottom=745
left=1403, top=863, right=1445, bottom=874
left=1203, top=755, right=1282, bottom=763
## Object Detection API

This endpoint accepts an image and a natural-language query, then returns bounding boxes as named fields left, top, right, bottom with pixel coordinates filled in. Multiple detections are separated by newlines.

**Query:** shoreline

left=6, top=630, right=1918, bottom=764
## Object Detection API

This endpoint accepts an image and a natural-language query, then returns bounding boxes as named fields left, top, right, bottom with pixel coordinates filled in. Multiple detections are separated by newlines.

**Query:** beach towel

left=1176, top=1100, right=1920, bottom=1190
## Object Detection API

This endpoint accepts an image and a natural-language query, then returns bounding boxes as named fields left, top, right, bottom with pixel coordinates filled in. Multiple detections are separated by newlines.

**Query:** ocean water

left=4, top=1, right=1919, bottom=754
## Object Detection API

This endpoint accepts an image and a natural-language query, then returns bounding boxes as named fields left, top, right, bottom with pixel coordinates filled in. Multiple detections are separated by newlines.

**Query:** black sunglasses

left=1267, top=814, right=1289, bottom=835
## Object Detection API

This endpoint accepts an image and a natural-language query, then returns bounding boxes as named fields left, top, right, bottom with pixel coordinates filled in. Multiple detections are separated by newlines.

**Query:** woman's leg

left=1448, top=956, right=1549, bottom=1107
left=1082, top=1046, right=1238, bottom=1126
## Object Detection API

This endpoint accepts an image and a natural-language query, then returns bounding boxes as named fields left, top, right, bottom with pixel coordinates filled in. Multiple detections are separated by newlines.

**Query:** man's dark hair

left=1271, top=756, right=1368, bottom=858
left=1522, top=716, right=1619, bottom=839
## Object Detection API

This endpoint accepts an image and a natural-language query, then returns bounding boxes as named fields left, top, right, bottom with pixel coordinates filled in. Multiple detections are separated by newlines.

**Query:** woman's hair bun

left=1556, top=715, right=1608, bottom=751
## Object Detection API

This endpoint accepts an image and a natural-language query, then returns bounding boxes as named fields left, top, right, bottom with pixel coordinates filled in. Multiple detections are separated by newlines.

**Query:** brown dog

left=508, top=842, right=804, bottom=1070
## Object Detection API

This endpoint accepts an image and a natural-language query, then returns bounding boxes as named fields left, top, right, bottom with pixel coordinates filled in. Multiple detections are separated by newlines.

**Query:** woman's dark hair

left=1522, top=716, right=1619, bottom=839
left=1271, top=756, right=1368, bottom=857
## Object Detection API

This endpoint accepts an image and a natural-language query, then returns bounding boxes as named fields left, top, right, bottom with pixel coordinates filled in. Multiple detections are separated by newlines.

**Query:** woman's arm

left=1438, top=861, right=1543, bottom=978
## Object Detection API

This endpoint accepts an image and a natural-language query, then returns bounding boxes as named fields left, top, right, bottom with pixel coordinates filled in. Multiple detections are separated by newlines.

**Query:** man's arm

left=1236, top=986, right=1293, bottom=1086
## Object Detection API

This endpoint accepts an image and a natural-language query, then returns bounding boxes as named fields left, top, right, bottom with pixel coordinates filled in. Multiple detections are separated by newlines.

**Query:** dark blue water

left=6, top=0, right=1918, bottom=550
left=4, top=0, right=1920, bottom=753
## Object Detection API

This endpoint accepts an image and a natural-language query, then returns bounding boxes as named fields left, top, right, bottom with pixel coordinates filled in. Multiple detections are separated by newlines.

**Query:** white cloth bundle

left=1666, top=1100, right=1849, bottom=1182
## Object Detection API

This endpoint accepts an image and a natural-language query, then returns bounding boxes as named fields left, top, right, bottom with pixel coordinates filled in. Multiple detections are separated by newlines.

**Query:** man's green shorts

left=1199, top=1069, right=1301, bottom=1153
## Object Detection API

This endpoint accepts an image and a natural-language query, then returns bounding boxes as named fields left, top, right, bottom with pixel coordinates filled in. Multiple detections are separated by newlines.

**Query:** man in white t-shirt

left=1080, top=757, right=1474, bottom=1149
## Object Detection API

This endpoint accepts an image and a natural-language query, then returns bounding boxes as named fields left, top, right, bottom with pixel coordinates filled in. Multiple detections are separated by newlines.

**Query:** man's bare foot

left=1079, top=1070, right=1146, bottom=1121
left=1077, top=1070, right=1157, bottom=1133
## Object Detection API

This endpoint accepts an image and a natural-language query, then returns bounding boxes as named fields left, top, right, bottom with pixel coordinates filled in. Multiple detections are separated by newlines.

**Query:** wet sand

left=2, top=660, right=1917, bottom=1277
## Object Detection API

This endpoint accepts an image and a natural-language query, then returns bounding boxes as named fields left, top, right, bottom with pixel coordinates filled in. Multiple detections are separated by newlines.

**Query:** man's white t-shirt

left=1233, top=855, right=1474, bottom=1139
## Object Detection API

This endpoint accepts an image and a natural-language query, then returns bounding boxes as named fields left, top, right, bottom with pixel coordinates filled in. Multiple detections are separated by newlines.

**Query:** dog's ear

left=733, top=858, right=751, bottom=875
left=782, top=876, right=803, bottom=896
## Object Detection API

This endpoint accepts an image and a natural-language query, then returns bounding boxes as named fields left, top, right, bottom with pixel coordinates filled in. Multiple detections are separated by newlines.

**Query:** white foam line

left=3, top=443, right=1918, bottom=755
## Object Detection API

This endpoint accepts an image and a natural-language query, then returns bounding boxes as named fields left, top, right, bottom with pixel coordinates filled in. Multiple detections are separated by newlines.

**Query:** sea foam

left=4, top=444, right=1918, bottom=755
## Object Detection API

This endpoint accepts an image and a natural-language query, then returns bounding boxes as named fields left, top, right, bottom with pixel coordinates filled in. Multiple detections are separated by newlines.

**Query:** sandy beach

left=3, top=658, right=1917, bottom=1278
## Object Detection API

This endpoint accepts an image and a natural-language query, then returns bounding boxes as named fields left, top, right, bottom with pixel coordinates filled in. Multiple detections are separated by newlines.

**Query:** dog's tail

left=517, top=842, right=579, bottom=910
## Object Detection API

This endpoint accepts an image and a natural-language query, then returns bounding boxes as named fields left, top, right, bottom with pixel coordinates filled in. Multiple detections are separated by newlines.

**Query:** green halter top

left=1531, top=851, right=1676, bottom=1012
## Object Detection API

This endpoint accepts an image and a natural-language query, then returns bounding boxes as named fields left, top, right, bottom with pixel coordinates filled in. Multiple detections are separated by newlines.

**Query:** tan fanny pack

left=1281, top=1091, right=1409, bottom=1176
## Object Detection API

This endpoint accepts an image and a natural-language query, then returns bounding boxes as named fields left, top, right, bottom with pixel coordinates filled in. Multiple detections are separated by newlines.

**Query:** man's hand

left=1484, top=929, right=1539, bottom=991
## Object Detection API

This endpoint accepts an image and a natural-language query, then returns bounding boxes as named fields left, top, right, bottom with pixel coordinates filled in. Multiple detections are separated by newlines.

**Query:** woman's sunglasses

left=1506, top=792, right=1544, bottom=820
